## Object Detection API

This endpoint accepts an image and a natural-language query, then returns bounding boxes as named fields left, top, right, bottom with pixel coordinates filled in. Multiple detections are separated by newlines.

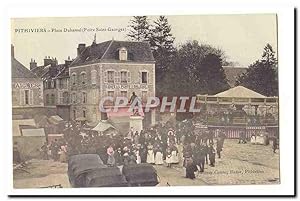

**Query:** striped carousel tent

left=214, top=86, right=266, bottom=98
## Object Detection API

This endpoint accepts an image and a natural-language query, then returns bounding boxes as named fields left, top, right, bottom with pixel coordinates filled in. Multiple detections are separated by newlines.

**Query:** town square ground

left=13, top=139, right=279, bottom=188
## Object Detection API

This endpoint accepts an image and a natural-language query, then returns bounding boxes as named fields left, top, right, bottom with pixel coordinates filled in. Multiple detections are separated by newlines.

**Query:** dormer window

left=119, top=47, right=127, bottom=61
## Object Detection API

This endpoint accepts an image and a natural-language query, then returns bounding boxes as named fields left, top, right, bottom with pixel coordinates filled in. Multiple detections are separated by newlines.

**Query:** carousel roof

left=214, top=86, right=266, bottom=98
left=92, top=120, right=116, bottom=132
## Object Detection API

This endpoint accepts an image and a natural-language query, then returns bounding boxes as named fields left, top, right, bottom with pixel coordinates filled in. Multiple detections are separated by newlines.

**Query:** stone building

left=11, top=45, right=45, bottom=119
left=69, top=39, right=156, bottom=127
left=30, top=56, right=73, bottom=120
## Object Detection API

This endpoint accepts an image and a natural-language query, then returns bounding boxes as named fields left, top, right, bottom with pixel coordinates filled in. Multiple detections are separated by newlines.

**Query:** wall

left=12, top=78, right=43, bottom=107
left=69, top=62, right=155, bottom=123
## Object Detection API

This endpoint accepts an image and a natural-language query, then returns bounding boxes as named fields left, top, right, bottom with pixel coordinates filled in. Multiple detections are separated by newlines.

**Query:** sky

left=11, top=14, right=277, bottom=68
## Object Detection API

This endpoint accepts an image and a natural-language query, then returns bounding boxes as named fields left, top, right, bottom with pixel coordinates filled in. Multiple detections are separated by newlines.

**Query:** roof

left=70, top=40, right=155, bottom=67
left=48, top=115, right=64, bottom=124
left=223, top=66, right=247, bottom=87
left=92, top=120, right=116, bottom=132
left=11, top=58, right=38, bottom=79
left=13, top=119, right=36, bottom=136
left=214, top=86, right=266, bottom=98
left=32, top=64, right=68, bottom=80
left=22, top=128, right=46, bottom=137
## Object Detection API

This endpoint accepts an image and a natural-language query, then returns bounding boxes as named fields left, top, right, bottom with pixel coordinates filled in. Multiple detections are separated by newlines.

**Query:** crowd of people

left=39, top=120, right=228, bottom=180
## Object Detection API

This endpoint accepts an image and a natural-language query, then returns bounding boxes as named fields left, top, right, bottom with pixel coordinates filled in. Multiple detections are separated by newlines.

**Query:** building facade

left=69, top=39, right=156, bottom=126
left=11, top=45, right=45, bottom=119
left=30, top=56, right=73, bottom=120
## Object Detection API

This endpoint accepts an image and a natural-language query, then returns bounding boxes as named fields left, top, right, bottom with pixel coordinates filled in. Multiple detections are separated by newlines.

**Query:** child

left=166, top=147, right=172, bottom=168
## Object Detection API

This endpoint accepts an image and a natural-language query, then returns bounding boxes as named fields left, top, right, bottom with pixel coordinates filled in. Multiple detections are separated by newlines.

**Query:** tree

left=157, top=40, right=229, bottom=96
left=127, top=16, right=151, bottom=42
left=150, top=16, right=176, bottom=83
left=236, top=44, right=278, bottom=96
left=196, top=53, right=230, bottom=94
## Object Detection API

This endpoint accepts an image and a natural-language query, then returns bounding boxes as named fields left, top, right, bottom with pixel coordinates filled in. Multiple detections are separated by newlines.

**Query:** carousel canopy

left=92, top=120, right=116, bottom=132
left=214, top=86, right=266, bottom=98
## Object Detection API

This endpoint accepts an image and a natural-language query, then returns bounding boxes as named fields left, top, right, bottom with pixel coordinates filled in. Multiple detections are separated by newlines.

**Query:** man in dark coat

left=195, top=143, right=206, bottom=172
left=13, top=142, right=21, bottom=164
left=114, top=148, right=124, bottom=166
left=216, top=138, right=223, bottom=159
left=208, top=143, right=216, bottom=167
left=50, top=139, right=60, bottom=161
left=185, top=157, right=197, bottom=179
left=273, top=136, right=278, bottom=153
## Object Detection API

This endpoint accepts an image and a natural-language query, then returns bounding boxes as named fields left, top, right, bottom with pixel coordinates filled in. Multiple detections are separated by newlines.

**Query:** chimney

left=44, top=56, right=52, bottom=66
left=65, top=56, right=72, bottom=67
left=77, top=44, right=86, bottom=56
left=11, top=44, right=14, bottom=58
left=30, top=59, right=37, bottom=70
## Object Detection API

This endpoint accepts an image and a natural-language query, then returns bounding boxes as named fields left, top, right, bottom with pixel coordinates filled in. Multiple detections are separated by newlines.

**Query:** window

left=46, top=94, right=50, bottom=105
left=24, top=90, right=29, bottom=105
left=71, top=73, right=76, bottom=85
left=51, top=80, right=55, bottom=88
left=121, top=91, right=127, bottom=98
left=107, top=71, right=114, bottom=83
left=63, top=92, right=69, bottom=104
left=50, top=94, right=55, bottom=105
left=47, top=81, right=51, bottom=89
left=72, top=93, right=76, bottom=103
left=119, top=47, right=127, bottom=61
left=107, top=91, right=114, bottom=98
left=82, top=92, right=87, bottom=104
left=81, top=72, right=86, bottom=84
left=73, top=110, right=76, bottom=119
left=83, top=110, right=86, bottom=118
left=121, top=71, right=128, bottom=83
left=59, top=79, right=67, bottom=89
left=142, top=72, right=148, bottom=83
left=91, top=70, right=97, bottom=85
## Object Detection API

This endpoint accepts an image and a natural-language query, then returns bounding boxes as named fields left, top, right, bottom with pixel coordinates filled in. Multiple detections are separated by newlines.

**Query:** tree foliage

left=158, top=41, right=229, bottom=96
left=127, top=16, right=151, bottom=42
left=236, top=44, right=278, bottom=96
left=150, top=16, right=176, bottom=83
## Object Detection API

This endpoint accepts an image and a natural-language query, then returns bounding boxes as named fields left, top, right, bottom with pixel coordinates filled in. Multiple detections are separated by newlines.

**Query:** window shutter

left=147, top=71, right=150, bottom=84
left=138, top=71, right=142, bottom=83
left=20, top=90, right=24, bottom=105
left=29, top=90, right=33, bottom=105
left=127, top=71, right=131, bottom=83
left=91, top=70, right=97, bottom=85
left=104, top=71, right=108, bottom=83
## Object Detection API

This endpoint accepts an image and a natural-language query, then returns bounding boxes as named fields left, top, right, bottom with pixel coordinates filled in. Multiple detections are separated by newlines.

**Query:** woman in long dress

left=107, top=145, right=115, bottom=166
left=155, top=146, right=164, bottom=165
left=146, top=143, right=155, bottom=164
left=135, top=147, right=141, bottom=164
left=59, top=144, right=68, bottom=163
left=171, top=144, right=179, bottom=164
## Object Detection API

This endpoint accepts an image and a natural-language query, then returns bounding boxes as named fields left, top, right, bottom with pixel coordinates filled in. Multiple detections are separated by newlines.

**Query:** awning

left=92, top=120, right=116, bottom=132
left=22, top=128, right=46, bottom=137
left=76, top=117, right=86, bottom=121
left=48, top=115, right=64, bottom=124
left=13, top=119, right=36, bottom=137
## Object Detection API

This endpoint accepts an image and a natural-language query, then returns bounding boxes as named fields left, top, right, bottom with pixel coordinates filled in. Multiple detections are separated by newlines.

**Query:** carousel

left=196, top=86, right=279, bottom=142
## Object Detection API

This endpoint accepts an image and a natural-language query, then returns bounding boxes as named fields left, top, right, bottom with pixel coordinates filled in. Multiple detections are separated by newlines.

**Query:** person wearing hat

left=208, top=142, right=216, bottom=167
left=146, top=142, right=155, bottom=164
left=114, top=147, right=124, bottom=166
